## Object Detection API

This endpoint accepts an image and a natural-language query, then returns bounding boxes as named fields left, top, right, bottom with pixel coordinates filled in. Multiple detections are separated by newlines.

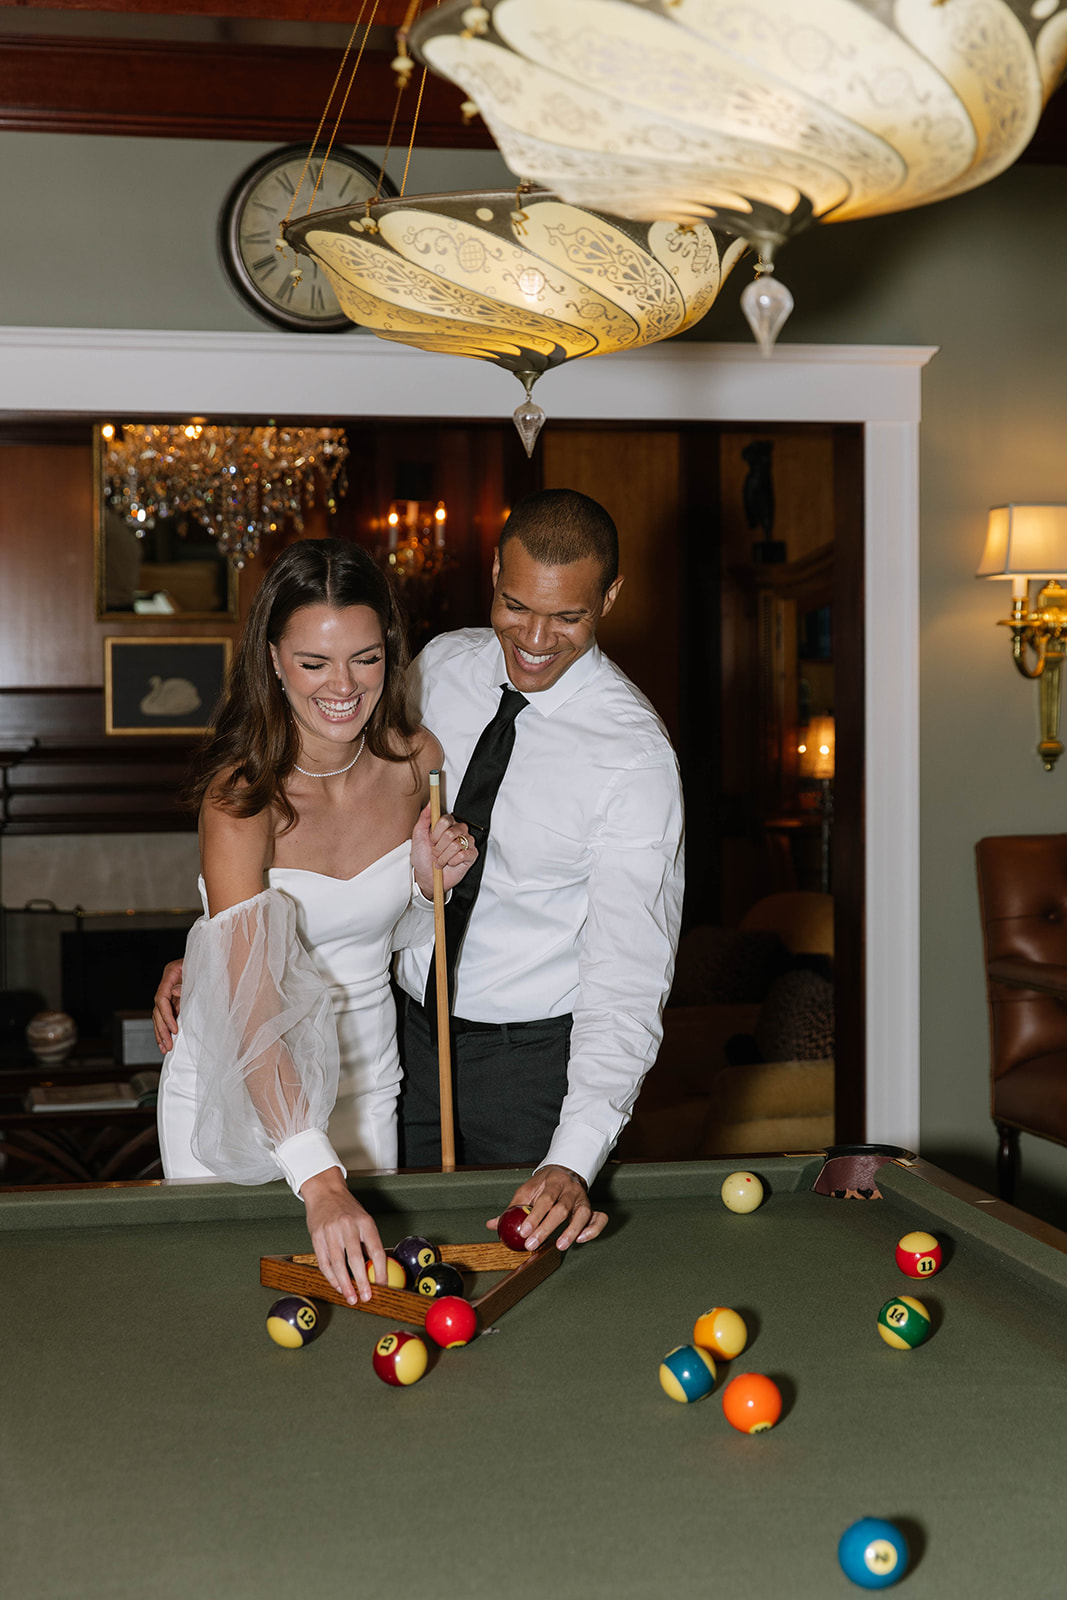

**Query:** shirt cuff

left=412, top=867, right=450, bottom=907
left=538, top=1122, right=615, bottom=1189
left=273, top=1129, right=347, bottom=1199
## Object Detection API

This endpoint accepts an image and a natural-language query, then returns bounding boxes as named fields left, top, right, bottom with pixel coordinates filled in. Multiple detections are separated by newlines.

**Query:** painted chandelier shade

left=410, top=0, right=1067, bottom=253
left=283, top=189, right=745, bottom=450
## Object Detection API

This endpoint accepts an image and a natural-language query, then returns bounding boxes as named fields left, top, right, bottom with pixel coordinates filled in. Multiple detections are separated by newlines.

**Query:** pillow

left=755, top=969, right=835, bottom=1062
left=669, top=927, right=788, bottom=1007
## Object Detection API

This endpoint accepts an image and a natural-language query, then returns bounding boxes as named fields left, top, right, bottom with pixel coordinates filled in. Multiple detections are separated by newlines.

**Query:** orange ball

left=721, top=1372, right=782, bottom=1434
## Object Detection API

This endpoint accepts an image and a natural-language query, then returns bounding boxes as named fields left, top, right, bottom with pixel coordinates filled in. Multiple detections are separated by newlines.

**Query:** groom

left=395, top=487, right=684, bottom=1252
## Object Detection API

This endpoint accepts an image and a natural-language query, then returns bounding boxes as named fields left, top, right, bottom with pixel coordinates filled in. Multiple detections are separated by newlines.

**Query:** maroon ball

left=498, top=1205, right=532, bottom=1252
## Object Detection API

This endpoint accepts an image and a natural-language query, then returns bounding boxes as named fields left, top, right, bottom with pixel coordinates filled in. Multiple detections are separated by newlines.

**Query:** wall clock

left=219, top=143, right=394, bottom=332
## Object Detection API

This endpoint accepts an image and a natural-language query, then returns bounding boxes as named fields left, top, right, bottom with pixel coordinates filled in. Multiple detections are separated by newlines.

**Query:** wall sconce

left=798, top=715, right=835, bottom=783
left=977, top=505, right=1067, bottom=772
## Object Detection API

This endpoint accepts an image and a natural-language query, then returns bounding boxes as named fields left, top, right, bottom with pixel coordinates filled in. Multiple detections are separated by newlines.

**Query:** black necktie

left=424, top=686, right=528, bottom=1023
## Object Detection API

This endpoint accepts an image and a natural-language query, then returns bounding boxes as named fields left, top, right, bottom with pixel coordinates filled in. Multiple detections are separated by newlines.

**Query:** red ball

left=371, top=1329, right=428, bottom=1388
left=498, top=1205, right=532, bottom=1252
left=424, top=1295, right=478, bottom=1349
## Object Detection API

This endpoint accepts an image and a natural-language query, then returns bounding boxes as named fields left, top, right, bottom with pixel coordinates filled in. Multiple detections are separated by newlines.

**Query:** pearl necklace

left=293, top=735, right=366, bottom=778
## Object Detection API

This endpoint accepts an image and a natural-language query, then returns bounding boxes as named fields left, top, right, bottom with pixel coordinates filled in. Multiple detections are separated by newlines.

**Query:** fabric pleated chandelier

left=407, top=0, right=1067, bottom=350
left=283, top=188, right=745, bottom=452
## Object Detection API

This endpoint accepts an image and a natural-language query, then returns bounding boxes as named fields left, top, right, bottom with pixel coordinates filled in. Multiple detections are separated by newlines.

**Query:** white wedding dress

left=158, top=841, right=430, bottom=1192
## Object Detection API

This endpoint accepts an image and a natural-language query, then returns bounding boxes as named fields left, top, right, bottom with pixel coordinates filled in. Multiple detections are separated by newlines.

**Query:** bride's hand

left=412, top=802, right=479, bottom=899
left=300, top=1168, right=386, bottom=1306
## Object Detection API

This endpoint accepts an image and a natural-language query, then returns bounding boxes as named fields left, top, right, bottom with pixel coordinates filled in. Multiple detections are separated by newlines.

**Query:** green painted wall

left=4, top=130, right=1067, bottom=1209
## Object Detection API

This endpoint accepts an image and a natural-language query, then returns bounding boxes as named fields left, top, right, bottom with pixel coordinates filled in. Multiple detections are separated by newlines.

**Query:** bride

left=156, top=539, right=475, bottom=1308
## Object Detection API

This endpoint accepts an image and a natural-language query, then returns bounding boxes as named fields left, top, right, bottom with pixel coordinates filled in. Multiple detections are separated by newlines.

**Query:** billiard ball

left=658, top=1344, right=717, bottom=1403
left=877, top=1294, right=932, bottom=1350
left=498, top=1205, right=532, bottom=1251
left=266, top=1295, right=319, bottom=1349
left=837, top=1517, right=908, bottom=1588
left=720, top=1172, right=764, bottom=1214
left=415, top=1262, right=466, bottom=1300
left=365, top=1255, right=407, bottom=1289
left=372, top=1329, right=428, bottom=1387
left=721, top=1372, right=782, bottom=1433
left=692, top=1306, right=747, bottom=1362
left=392, top=1235, right=441, bottom=1283
left=424, top=1295, right=478, bottom=1349
left=895, top=1230, right=943, bottom=1279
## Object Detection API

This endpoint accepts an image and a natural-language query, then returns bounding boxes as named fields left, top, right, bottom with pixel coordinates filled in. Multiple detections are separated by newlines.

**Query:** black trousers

left=397, top=993, right=572, bottom=1167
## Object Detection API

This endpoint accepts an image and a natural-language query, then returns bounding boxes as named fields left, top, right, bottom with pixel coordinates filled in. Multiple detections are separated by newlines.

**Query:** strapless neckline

left=268, top=839, right=409, bottom=885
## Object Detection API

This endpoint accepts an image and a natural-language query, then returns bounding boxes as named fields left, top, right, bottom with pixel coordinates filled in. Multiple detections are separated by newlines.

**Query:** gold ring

left=457, top=836, right=470, bottom=851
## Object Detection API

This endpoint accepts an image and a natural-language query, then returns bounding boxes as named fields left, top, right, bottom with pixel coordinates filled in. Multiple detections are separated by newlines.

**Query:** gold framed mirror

left=94, top=426, right=239, bottom=622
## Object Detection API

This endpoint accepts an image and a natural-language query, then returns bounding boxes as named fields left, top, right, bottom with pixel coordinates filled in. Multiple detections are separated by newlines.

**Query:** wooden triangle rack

left=260, top=1239, right=563, bottom=1327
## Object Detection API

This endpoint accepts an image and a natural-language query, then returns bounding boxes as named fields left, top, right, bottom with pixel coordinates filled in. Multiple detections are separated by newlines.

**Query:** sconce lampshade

left=977, top=505, right=1067, bottom=583
left=798, top=716, right=835, bottom=781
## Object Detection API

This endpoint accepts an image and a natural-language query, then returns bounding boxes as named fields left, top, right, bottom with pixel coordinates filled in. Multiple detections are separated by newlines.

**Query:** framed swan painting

left=104, top=637, right=232, bottom=736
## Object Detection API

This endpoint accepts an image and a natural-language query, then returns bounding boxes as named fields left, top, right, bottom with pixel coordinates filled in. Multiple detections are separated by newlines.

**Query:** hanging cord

left=310, top=0, right=383, bottom=212
left=281, top=0, right=371, bottom=230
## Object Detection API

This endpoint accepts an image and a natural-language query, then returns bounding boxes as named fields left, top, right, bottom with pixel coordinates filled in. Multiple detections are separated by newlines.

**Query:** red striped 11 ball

left=894, top=1231, right=942, bottom=1279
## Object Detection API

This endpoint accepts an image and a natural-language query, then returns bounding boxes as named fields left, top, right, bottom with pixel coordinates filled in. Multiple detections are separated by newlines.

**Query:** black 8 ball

left=393, top=1235, right=441, bottom=1285
left=415, top=1263, right=465, bottom=1300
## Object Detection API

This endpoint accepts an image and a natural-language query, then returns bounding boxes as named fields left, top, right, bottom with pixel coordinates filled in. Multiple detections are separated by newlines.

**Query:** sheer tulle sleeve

left=178, top=889, right=341, bottom=1187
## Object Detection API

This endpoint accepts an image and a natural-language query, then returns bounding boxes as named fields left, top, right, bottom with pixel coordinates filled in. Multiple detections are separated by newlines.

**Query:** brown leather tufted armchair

left=975, top=835, right=1067, bottom=1200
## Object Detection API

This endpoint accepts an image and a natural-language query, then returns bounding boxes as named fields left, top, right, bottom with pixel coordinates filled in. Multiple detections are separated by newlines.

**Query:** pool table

left=3, top=1150, right=1067, bottom=1600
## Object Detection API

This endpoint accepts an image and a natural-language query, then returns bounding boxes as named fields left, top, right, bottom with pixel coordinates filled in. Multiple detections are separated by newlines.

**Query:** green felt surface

left=3, top=1159, right=1067, bottom=1599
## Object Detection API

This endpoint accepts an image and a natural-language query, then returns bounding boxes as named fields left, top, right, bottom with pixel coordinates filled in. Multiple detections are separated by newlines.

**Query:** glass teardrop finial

left=740, top=271, right=795, bottom=356
left=513, top=396, right=546, bottom=457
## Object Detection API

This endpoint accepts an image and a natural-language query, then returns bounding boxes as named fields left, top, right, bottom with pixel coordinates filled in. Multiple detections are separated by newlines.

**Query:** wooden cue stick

left=428, top=769, right=456, bottom=1172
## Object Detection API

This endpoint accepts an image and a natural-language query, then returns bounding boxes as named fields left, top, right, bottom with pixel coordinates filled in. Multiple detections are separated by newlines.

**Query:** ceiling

left=2, top=3, right=1065, bottom=157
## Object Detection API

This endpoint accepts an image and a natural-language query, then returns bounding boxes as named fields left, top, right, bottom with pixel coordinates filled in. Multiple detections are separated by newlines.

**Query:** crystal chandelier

left=409, top=0, right=1067, bottom=351
left=283, top=187, right=744, bottom=452
left=102, top=424, right=349, bottom=568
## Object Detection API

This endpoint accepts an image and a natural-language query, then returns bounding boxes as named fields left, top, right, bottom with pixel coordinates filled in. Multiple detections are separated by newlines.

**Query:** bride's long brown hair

left=189, top=539, right=416, bottom=832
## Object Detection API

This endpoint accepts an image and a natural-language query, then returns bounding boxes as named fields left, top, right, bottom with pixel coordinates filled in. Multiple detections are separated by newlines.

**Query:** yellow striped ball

left=692, top=1306, right=748, bottom=1362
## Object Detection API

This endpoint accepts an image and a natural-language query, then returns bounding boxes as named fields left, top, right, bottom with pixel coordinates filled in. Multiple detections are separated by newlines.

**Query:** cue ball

left=366, top=1255, right=407, bottom=1289
left=392, top=1235, right=441, bottom=1283
left=266, top=1295, right=319, bottom=1349
left=721, top=1372, right=782, bottom=1433
left=372, top=1329, right=428, bottom=1387
left=838, top=1518, right=909, bottom=1588
left=895, top=1230, right=943, bottom=1279
left=877, top=1295, right=932, bottom=1350
left=415, top=1262, right=466, bottom=1300
left=498, top=1205, right=532, bottom=1251
left=721, top=1172, right=764, bottom=1214
left=692, top=1306, right=748, bottom=1362
left=424, top=1295, right=478, bottom=1349
left=658, top=1344, right=717, bottom=1403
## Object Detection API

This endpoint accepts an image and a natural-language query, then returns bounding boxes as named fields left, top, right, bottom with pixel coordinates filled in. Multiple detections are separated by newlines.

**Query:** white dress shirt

left=395, top=628, right=684, bottom=1184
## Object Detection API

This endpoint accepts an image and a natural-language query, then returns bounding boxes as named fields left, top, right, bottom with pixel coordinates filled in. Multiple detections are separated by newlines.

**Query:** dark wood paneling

left=0, top=37, right=492, bottom=144
left=13, top=1, right=417, bottom=21
left=0, top=690, right=198, bottom=835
